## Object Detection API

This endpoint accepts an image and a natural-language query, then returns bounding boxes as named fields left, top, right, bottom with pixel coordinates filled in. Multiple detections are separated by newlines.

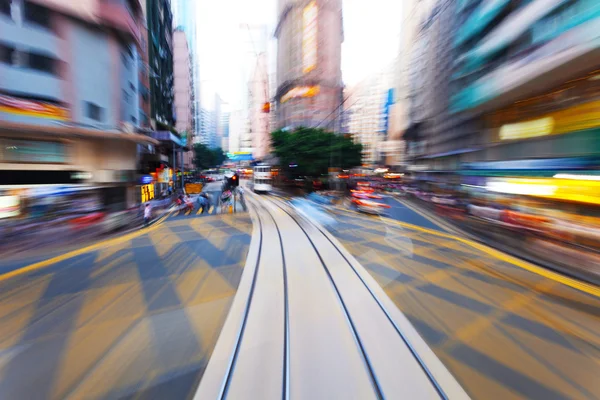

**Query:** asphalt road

left=0, top=212, right=252, bottom=399
left=326, top=196, right=600, bottom=400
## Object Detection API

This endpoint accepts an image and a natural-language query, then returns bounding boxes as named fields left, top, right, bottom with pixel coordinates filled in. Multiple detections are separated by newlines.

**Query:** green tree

left=271, top=127, right=362, bottom=177
left=194, top=144, right=226, bottom=169
left=211, top=147, right=226, bottom=166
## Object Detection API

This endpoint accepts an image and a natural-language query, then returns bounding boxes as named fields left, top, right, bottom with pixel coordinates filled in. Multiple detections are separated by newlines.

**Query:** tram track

left=194, top=192, right=469, bottom=400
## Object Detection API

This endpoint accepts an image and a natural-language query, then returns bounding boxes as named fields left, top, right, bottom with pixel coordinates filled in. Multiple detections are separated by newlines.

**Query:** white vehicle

left=253, top=165, right=272, bottom=193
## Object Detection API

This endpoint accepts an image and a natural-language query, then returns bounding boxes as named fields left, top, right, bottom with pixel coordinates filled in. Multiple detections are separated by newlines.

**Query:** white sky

left=196, top=0, right=402, bottom=110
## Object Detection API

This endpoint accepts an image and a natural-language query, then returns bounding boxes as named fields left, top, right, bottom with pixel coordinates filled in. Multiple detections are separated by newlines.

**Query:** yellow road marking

left=333, top=207, right=600, bottom=297
left=0, top=209, right=174, bottom=283
left=208, top=206, right=214, bottom=214
left=196, top=207, right=203, bottom=215
left=185, top=208, right=192, bottom=216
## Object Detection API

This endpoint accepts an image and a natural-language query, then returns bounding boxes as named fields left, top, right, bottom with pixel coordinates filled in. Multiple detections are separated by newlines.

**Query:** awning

left=454, top=0, right=512, bottom=47
left=0, top=121, right=158, bottom=145
left=422, top=148, right=480, bottom=159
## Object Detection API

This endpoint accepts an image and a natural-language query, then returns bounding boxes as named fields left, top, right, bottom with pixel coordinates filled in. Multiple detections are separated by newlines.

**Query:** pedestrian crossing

left=170, top=203, right=244, bottom=220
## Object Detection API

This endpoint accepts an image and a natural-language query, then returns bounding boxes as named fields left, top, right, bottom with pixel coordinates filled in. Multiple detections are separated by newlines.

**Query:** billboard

left=302, top=1, right=318, bottom=74
left=381, top=88, right=395, bottom=134
left=281, top=86, right=320, bottom=103
left=0, top=94, right=69, bottom=121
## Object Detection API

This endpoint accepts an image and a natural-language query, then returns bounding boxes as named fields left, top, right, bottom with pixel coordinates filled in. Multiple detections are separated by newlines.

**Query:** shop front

left=0, top=121, right=157, bottom=222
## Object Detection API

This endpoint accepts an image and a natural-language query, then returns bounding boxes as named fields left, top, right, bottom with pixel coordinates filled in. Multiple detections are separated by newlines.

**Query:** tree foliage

left=271, top=127, right=362, bottom=177
left=193, top=144, right=226, bottom=170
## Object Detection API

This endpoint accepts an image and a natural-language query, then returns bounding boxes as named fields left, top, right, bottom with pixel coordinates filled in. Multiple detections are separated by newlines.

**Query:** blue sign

left=381, top=88, right=395, bottom=135
left=141, top=175, right=153, bottom=184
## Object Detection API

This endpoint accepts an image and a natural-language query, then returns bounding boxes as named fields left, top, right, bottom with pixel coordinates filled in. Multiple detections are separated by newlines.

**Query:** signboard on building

left=156, top=168, right=171, bottom=183
left=302, top=1, right=318, bottom=74
left=0, top=195, right=20, bottom=219
left=141, top=184, right=155, bottom=203
left=0, top=94, right=69, bottom=121
left=281, top=86, right=320, bottom=103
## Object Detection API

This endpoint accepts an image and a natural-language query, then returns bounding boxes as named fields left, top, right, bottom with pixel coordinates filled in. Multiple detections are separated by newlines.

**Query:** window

left=0, top=0, right=11, bottom=18
left=24, top=1, right=52, bottom=30
left=0, top=43, right=14, bottom=64
left=122, top=89, right=130, bottom=104
left=2, top=139, right=66, bottom=163
left=85, top=102, right=103, bottom=122
left=28, top=53, right=55, bottom=74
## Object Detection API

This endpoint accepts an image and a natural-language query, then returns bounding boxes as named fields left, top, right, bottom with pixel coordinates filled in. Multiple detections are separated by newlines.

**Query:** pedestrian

left=144, top=203, right=152, bottom=227
left=198, top=192, right=211, bottom=213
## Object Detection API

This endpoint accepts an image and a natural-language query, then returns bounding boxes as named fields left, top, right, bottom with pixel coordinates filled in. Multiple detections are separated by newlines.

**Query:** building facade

left=344, top=65, right=395, bottom=166
left=249, top=52, right=270, bottom=160
left=449, top=0, right=600, bottom=166
left=173, top=28, right=194, bottom=169
left=407, top=0, right=600, bottom=177
left=0, top=0, right=156, bottom=215
left=145, top=0, right=174, bottom=129
left=274, top=0, right=343, bottom=132
left=171, top=0, right=200, bottom=142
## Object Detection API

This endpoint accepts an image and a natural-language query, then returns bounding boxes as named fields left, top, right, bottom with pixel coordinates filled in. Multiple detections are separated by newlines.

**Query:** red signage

left=0, top=94, right=69, bottom=121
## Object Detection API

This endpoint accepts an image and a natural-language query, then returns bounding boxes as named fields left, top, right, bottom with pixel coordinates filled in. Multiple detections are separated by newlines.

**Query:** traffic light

left=227, top=173, right=239, bottom=188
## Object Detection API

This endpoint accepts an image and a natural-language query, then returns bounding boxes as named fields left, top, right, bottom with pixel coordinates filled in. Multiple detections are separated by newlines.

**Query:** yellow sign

left=497, top=99, right=600, bottom=141
left=141, top=184, right=155, bottom=203
left=185, top=183, right=203, bottom=194
left=499, top=117, right=554, bottom=140
left=281, top=86, right=320, bottom=103
left=302, top=1, right=318, bottom=74
left=487, top=177, right=600, bottom=205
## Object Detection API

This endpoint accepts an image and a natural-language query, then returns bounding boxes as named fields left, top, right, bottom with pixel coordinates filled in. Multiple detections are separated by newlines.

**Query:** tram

left=253, top=165, right=272, bottom=193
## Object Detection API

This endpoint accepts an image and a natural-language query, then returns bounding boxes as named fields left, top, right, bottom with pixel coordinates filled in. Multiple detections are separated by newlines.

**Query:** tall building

left=145, top=0, right=174, bottom=129
left=197, top=108, right=213, bottom=146
left=0, top=0, right=155, bottom=212
left=407, top=0, right=600, bottom=177
left=220, top=106, right=230, bottom=153
left=228, top=109, right=244, bottom=153
left=344, top=65, right=395, bottom=166
left=383, top=0, right=421, bottom=166
left=401, top=0, right=456, bottom=170
left=274, top=0, right=343, bottom=131
left=249, top=53, right=271, bottom=160
left=171, top=0, right=200, bottom=141
left=173, top=29, right=194, bottom=169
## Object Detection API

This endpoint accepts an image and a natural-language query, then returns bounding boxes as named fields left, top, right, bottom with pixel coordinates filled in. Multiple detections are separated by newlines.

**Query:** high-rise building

left=249, top=53, right=270, bottom=160
left=171, top=0, right=200, bottom=141
left=145, top=0, right=175, bottom=129
left=228, top=109, right=245, bottom=153
left=173, top=29, right=194, bottom=169
left=0, top=0, right=155, bottom=210
left=197, top=108, right=213, bottom=146
left=344, top=65, right=395, bottom=165
left=407, top=0, right=600, bottom=177
left=274, top=0, right=343, bottom=131
left=383, top=0, right=421, bottom=166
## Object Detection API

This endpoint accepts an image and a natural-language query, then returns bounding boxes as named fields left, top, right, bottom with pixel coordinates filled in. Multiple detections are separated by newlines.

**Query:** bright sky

left=196, top=0, right=402, bottom=110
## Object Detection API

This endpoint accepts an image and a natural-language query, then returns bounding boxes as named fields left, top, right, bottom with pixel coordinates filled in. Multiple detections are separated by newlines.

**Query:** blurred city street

left=3, top=0, right=600, bottom=398
left=0, top=192, right=597, bottom=399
